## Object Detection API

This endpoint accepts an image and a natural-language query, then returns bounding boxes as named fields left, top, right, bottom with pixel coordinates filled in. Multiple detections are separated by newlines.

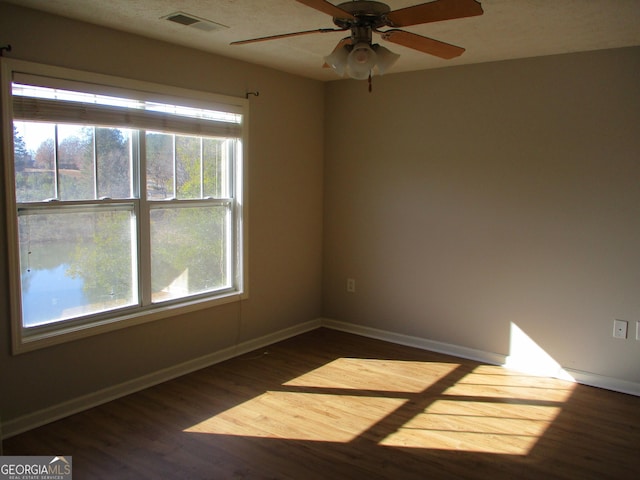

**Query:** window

left=2, top=59, right=248, bottom=353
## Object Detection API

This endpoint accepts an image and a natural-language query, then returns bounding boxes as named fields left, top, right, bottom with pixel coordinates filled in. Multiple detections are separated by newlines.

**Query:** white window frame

left=1, top=59, right=249, bottom=354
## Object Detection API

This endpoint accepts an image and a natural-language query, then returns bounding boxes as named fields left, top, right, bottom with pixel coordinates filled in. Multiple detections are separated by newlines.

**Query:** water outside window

left=19, top=210, right=137, bottom=327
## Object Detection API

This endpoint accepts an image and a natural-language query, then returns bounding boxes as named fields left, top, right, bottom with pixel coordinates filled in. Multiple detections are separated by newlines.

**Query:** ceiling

left=4, top=0, right=640, bottom=81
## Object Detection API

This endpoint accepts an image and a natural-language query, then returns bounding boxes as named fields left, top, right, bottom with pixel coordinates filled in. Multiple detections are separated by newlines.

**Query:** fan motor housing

left=333, top=1, right=391, bottom=29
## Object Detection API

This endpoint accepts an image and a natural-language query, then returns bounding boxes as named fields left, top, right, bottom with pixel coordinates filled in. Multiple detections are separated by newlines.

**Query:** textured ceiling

left=4, top=0, right=640, bottom=81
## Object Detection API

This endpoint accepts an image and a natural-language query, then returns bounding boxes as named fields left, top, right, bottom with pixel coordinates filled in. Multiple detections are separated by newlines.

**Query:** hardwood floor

left=4, top=328, right=640, bottom=479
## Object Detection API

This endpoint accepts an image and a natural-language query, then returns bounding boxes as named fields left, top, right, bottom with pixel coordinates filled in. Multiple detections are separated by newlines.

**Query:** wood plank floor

left=4, top=328, right=640, bottom=479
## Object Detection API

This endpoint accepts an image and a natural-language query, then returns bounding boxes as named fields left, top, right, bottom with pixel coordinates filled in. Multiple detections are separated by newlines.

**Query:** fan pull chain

left=368, top=73, right=372, bottom=93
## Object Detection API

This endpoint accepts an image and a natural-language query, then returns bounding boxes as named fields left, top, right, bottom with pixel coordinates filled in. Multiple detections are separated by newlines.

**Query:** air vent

left=163, top=12, right=228, bottom=33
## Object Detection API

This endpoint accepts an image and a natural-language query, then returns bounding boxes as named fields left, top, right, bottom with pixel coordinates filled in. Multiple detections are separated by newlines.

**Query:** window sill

left=13, top=290, right=247, bottom=354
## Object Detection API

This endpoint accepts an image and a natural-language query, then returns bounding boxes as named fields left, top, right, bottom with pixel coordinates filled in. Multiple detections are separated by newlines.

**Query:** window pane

left=97, top=128, right=133, bottom=199
left=146, top=132, right=174, bottom=200
left=14, top=121, right=56, bottom=202
left=19, top=208, right=138, bottom=327
left=58, top=124, right=95, bottom=201
left=176, top=135, right=201, bottom=199
left=150, top=205, right=229, bottom=302
left=203, top=138, right=226, bottom=198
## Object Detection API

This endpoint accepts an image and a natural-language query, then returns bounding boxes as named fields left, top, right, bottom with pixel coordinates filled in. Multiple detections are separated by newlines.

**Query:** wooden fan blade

left=386, top=0, right=483, bottom=27
left=381, top=29, right=465, bottom=59
left=323, top=37, right=352, bottom=68
left=296, top=0, right=355, bottom=20
left=231, top=28, right=344, bottom=45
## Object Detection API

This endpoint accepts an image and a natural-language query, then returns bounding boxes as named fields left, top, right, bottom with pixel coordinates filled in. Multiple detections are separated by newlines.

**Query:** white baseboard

left=562, top=368, right=640, bottom=396
left=320, top=318, right=507, bottom=366
left=320, top=318, right=640, bottom=397
left=2, top=318, right=321, bottom=439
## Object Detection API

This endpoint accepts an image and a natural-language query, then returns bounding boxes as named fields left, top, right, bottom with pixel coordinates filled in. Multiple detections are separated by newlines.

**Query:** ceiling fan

left=231, top=0, right=483, bottom=81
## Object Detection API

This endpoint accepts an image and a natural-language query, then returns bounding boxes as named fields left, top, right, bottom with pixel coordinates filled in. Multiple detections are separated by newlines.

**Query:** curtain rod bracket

left=245, top=91, right=259, bottom=99
left=0, top=44, right=12, bottom=56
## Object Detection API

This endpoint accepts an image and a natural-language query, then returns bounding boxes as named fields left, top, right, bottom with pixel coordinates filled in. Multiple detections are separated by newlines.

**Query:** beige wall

left=324, top=47, right=640, bottom=384
left=0, top=3, right=324, bottom=421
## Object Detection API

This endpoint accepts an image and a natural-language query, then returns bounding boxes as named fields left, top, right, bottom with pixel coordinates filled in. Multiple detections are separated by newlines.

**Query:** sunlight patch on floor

left=442, top=377, right=574, bottom=402
left=184, top=390, right=405, bottom=442
left=379, top=397, right=562, bottom=454
left=184, top=352, right=575, bottom=455
left=380, top=359, right=576, bottom=454
left=283, top=358, right=461, bottom=393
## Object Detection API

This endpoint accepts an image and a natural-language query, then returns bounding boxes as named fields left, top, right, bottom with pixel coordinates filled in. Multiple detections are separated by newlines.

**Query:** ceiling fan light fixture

left=324, top=45, right=350, bottom=77
left=347, top=42, right=377, bottom=80
left=373, top=44, right=400, bottom=75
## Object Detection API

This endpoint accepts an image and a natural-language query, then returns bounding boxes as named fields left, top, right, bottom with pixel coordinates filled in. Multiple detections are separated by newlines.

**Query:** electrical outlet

left=613, top=319, right=628, bottom=339
left=346, top=278, right=356, bottom=293
left=636, top=321, right=640, bottom=341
